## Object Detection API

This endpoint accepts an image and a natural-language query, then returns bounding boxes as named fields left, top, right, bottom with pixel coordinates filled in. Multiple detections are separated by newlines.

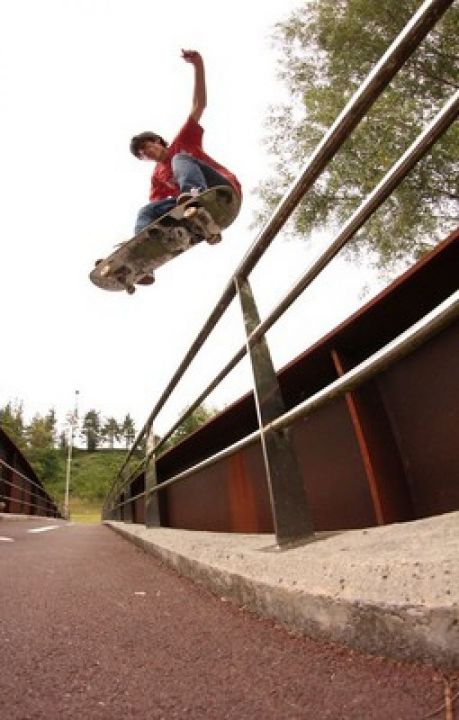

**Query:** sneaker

left=176, top=187, right=202, bottom=205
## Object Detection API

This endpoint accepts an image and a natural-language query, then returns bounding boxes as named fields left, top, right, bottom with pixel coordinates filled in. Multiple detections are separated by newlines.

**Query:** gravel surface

left=0, top=521, right=457, bottom=719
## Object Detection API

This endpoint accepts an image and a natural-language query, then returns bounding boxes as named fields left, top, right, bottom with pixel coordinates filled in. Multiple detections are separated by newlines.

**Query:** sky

left=0, top=0, right=385, bottom=440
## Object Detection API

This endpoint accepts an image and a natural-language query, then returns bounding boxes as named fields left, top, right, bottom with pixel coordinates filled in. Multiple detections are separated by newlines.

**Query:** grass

left=69, top=497, right=102, bottom=524
left=43, top=447, right=133, bottom=516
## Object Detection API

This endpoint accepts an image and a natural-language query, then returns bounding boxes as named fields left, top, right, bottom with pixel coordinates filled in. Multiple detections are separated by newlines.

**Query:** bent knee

left=171, top=151, right=194, bottom=169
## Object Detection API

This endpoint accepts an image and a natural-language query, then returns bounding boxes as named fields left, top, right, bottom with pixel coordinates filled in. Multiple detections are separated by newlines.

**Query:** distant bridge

left=0, top=428, right=61, bottom=518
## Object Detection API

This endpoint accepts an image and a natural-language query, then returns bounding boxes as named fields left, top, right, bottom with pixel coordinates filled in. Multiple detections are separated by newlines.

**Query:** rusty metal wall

left=132, top=228, right=459, bottom=533
left=377, top=320, right=459, bottom=518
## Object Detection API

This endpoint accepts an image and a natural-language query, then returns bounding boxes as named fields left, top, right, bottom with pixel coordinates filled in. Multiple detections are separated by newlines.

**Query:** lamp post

left=64, top=390, right=79, bottom=520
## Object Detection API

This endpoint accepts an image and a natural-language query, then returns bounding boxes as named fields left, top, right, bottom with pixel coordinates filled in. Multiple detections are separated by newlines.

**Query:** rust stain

left=228, top=453, right=259, bottom=532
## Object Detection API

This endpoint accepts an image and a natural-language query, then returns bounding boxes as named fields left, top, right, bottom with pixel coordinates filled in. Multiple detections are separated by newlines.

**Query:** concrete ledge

left=0, top=513, right=60, bottom=522
left=105, top=511, right=459, bottom=669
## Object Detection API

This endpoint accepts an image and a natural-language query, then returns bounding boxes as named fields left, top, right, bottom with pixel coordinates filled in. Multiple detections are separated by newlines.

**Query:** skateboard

left=89, top=185, right=240, bottom=294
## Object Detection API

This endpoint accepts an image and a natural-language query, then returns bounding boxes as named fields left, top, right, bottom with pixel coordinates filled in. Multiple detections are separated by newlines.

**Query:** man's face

left=138, top=140, right=168, bottom=162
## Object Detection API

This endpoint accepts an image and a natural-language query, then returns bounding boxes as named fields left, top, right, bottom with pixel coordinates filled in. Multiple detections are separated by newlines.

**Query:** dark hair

left=129, top=131, right=168, bottom=158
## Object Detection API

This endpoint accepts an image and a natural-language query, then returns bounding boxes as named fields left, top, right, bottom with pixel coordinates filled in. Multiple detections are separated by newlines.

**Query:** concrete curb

left=0, top=513, right=60, bottom=523
left=105, top=513, right=459, bottom=669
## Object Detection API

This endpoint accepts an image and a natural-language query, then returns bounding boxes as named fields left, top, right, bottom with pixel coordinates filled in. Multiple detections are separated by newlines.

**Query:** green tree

left=162, top=404, right=218, bottom=451
left=102, top=417, right=120, bottom=449
left=0, top=400, right=26, bottom=449
left=120, top=413, right=136, bottom=449
left=45, top=408, right=58, bottom=446
left=26, top=413, right=53, bottom=449
left=81, top=410, right=102, bottom=452
left=256, top=0, right=458, bottom=273
left=25, top=412, right=60, bottom=483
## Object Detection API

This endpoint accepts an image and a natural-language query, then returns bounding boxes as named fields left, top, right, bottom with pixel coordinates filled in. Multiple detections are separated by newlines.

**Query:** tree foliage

left=0, top=401, right=26, bottom=450
left=102, top=417, right=120, bottom=449
left=25, top=414, right=58, bottom=479
left=81, top=409, right=102, bottom=452
left=120, top=413, right=136, bottom=449
left=26, top=416, right=60, bottom=483
left=0, top=404, right=60, bottom=483
left=257, top=0, right=458, bottom=272
left=161, top=404, right=218, bottom=452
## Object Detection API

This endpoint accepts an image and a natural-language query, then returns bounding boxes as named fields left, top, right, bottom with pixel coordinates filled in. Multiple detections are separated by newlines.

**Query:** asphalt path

left=0, top=519, right=457, bottom=719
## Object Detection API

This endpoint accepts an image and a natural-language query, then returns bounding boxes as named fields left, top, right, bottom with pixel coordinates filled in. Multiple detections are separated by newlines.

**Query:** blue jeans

left=134, top=152, right=232, bottom=234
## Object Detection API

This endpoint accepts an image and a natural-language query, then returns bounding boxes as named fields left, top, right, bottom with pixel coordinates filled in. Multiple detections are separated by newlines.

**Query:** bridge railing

left=102, top=0, right=458, bottom=545
left=0, top=458, right=61, bottom=518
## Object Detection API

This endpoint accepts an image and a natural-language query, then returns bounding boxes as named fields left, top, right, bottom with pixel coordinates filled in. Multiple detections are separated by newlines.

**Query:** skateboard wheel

left=136, top=274, right=155, bottom=286
left=184, top=206, right=198, bottom=219
left=206, top=233, right=222, bottom=245
left=100, top=264, right=111, bottom=277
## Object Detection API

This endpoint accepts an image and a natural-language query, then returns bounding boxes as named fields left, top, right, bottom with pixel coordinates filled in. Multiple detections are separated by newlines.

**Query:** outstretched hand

left=181, top=49, right=203, bottom=65
left=181, top=49, right=206, bottom=122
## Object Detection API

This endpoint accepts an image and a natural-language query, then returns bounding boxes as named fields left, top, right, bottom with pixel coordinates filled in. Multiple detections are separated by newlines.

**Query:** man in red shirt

left=130, top=50, right=242, bottom=238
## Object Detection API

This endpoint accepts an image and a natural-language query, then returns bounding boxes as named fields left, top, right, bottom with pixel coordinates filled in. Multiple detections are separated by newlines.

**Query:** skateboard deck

left=89, top=185, right=240, bottom=294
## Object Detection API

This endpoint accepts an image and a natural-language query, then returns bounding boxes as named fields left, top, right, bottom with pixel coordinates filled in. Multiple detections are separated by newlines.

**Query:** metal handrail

left=0, top=458, right=50, bottom=494
left=104, top=0, right=456, bottom=518
left=109, top=289, right=459, bottom=512
left=0, top=491, right=48, bottom=513
left=106, top=88, right=458, bottom=506
left=0, top=477, right=47, bottom=506
left=0, top=458, right=58, bottom=516
left=109, top=0, right=453, bottom=491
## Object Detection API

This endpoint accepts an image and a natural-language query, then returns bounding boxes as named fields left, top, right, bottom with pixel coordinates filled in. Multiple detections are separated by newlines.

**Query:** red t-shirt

left=149, top=117, right=241, bottom=202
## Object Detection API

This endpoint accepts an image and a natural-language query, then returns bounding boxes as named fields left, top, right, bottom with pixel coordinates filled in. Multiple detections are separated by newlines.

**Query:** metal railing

left=103, top=0, right=458, bottom=545
left=0, top=458, right=61, bottom=518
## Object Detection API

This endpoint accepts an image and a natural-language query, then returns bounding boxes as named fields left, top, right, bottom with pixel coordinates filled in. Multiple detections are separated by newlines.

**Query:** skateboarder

left=130, top=50, right=242, bottom=236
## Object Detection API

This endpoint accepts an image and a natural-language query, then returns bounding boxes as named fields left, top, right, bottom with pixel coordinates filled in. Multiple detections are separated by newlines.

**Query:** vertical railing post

left=235, top=276, right=314, bottom=546
left=145, top=424, right=160, bottom=528
left=124, top=485, right=134, bottom=523
left=16, top=470, right=25, bottom=515
left=108, top=506, right=117, bottom=521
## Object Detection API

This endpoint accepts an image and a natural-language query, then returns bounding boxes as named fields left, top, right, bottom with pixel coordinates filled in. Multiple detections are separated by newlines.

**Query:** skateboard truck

left=183, top=205, right=222, bottom=244
left=183, top=206, right=198, bottom=219
left=100, top=263, right=111, bottom=278
left=97, top=260, right=138, bottom=294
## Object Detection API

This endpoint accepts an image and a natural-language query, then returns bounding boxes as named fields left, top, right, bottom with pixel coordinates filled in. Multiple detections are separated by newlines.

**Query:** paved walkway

left=1, top=515, right=458, bottom=719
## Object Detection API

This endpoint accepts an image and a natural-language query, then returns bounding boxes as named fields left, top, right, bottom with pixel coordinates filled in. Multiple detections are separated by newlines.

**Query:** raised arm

left=181, top=49, right=207, bottom=123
